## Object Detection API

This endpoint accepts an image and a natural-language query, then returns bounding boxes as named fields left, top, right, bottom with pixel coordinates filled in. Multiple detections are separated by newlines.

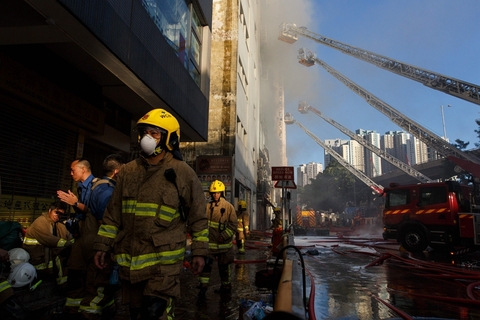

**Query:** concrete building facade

left=182, top=0, right=280, bottom=231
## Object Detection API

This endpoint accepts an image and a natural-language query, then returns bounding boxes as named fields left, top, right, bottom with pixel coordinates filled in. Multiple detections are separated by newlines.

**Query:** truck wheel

left=401, top=226, right=428, bottom=253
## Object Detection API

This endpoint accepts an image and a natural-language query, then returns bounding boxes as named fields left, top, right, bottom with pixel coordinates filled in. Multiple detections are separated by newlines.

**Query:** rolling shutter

left=0, top=103, right=77, bottom=223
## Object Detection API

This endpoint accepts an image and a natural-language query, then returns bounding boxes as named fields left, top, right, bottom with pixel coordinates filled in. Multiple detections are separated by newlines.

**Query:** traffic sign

left=274, top=180, right=297, bottom=189
left=272, top=166, right=294, bottom=181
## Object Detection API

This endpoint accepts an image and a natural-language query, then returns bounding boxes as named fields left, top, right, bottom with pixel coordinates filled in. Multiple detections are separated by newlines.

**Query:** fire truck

left=382, top=181, right=480, bottom=252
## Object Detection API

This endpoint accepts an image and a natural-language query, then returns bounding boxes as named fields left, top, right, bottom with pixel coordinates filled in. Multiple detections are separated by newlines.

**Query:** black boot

left=140, top=296, right=167, bottom=320
left=214, top=284, right=231, bottom=294
left=197, top=284, right=208, bottom=299
left=1, top=296, right=29, bottom=320
left=129, top=307, right=140, bottom=320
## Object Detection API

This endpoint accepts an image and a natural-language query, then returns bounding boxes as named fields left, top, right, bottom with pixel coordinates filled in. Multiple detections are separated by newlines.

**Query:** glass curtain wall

left=142, top=0, right=203, bottom=86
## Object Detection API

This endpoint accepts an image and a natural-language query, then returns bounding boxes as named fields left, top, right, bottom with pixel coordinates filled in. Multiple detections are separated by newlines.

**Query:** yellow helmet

left=209, top=180, right=225, bottom=197
left=136, top=109, right=181, bottom=158
left=238, top=200, right=247, bottom=209
left=274, top=207, right=281, bottom=212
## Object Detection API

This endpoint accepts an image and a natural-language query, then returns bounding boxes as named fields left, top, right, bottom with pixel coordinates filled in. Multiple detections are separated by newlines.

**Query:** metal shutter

left=0, top=104, right=76, bottom=224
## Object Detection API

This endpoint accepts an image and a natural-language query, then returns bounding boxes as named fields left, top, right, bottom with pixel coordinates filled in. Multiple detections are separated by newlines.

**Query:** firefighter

left=198, top=180, right=237, bottom=297
left=236, top=200, right=250, bottom=254
left=23, top=200, right=73, bottom=285
left=93, top=109, right=209, bottom=320
left=271, top=207, right=282, bottom=229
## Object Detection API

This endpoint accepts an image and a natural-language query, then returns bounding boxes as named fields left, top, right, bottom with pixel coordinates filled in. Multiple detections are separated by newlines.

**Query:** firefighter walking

left=198, top=180, right=237, bottom=297
left=93, top=109, right=209, bottom=320
left=236, top=200, right=250, bottom=254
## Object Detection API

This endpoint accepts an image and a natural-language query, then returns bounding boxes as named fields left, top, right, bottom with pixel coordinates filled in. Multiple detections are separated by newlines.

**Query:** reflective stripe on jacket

left=23, top=213, right=72, bottom=271
left=93, top=153, right=209, bottom=284
left=206, top=197, right=237, bottom=254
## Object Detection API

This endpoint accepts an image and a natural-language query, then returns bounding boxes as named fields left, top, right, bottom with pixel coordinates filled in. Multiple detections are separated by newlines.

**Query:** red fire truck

left=382, top=181, right=480, bottom=253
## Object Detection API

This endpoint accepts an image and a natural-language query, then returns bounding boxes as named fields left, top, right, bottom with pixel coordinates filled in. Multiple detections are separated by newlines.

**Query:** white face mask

left=140, top=134, right=160, bottom=156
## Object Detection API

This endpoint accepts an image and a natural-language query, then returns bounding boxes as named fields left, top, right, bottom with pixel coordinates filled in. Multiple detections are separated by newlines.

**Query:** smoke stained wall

left=260, top=0, right=325, bottom=166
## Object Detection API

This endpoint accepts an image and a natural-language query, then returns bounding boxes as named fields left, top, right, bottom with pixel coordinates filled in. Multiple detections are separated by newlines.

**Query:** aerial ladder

left=284, top=113, right=384, bottom=195
left=296, top=49, right=480, bottom=168
left=278, top=23, right=480, bottom=106
left=298, top=101, right=434, bottom=183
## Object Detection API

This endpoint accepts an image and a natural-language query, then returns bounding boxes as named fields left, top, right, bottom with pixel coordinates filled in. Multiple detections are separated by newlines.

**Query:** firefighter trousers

left=79, top=261, right=117, bottom=318
left=198, top=251, right=234, bottom=288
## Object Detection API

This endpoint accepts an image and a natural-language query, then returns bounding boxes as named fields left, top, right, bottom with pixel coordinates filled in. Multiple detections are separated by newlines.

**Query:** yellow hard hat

left=209, top=180, right=225, bottom=193
left=136, top=109, right=181, bottom=154
left=238, top=200, right=247, bottom=209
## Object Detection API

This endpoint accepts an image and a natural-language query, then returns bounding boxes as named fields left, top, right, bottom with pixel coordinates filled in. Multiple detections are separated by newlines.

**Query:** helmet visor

left=135, top=125, right=166, bottom=139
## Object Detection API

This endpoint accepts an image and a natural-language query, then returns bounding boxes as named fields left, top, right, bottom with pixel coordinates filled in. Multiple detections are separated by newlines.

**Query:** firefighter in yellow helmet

left=198, top=180, right=237, bottom=297
left=93, top=109, right=209, bottom=320
left=236, top=200, right=250, bottom=254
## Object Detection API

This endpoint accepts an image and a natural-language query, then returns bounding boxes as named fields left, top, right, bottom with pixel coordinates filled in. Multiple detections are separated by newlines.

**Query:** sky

left=264, top=0, right=480, bottom=169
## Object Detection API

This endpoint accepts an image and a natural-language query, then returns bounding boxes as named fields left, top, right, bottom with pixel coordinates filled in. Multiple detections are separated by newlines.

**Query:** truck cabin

left=385, top=181, right=473, bottom=213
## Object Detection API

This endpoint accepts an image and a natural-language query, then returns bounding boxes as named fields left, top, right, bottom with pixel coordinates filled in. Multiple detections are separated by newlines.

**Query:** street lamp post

left=441, top=105, right=451, bottom=140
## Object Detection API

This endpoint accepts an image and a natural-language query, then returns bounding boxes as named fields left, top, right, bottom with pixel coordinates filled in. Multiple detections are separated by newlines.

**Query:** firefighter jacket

left=23, top=213, right=73, bottom=272
left=93, top=153, right=209, bottom=284
left=236, top=209, right=250, bottom=241
left=0, top=276, right=13, bottom=304
left=206, top=197, right=237, bottom=254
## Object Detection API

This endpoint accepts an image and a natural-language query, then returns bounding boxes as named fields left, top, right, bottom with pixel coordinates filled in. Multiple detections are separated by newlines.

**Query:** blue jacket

left=89, top=176, right=116, bottom=221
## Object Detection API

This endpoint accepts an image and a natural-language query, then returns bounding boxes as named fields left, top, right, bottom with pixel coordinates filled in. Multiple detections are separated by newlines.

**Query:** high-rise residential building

left=344, top=140, right=365, bottom=173
left=325, top=129, right=431, bottom=179
left=297, top=162, right=323, bottom=187
left=297, top=165, right=307, bottom=187
left=413, top=136, right=430, bottom=164
left=356, top=129, right=382, bottom=177
left=324, top=139, right=349, bottom=168
left=392, top=131, right=429, bottom=166
left=324, top=138, right=364, bottom=173
left=381, top=131, right=396, bottom=174
left=306, top=162, right=323, bottom=185
left=394, top=131, right=411, bottom=164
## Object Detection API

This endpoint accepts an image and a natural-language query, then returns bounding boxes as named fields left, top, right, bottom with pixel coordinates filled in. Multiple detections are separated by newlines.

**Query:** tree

left=475, top=119, right=480, bottom=148
left=298, top=159, right=372, bottom=213
left=454, top=139, right=469, bottom=150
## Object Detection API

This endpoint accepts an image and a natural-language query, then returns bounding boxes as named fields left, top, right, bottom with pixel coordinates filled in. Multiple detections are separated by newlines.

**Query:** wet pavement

left=16, top=226, right=480, bottom=319
left=295, top=224, right=480, bottom=320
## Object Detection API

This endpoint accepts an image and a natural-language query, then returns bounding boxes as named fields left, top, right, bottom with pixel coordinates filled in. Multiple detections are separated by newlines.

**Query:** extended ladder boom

left=298, top=101, right=434, bottom=183
left=297, top=49, right=480, bottom=165
left=284, top=113, right=384, bottom=195
left=280, top=23, right=480, bottom=106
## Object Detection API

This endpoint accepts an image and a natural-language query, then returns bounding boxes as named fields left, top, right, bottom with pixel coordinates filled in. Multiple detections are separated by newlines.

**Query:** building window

left=189, top=7, right=202, bottom=86
left=238, top=57, right=248, bottom=94
left=142, top=0, right=204, bottom=87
